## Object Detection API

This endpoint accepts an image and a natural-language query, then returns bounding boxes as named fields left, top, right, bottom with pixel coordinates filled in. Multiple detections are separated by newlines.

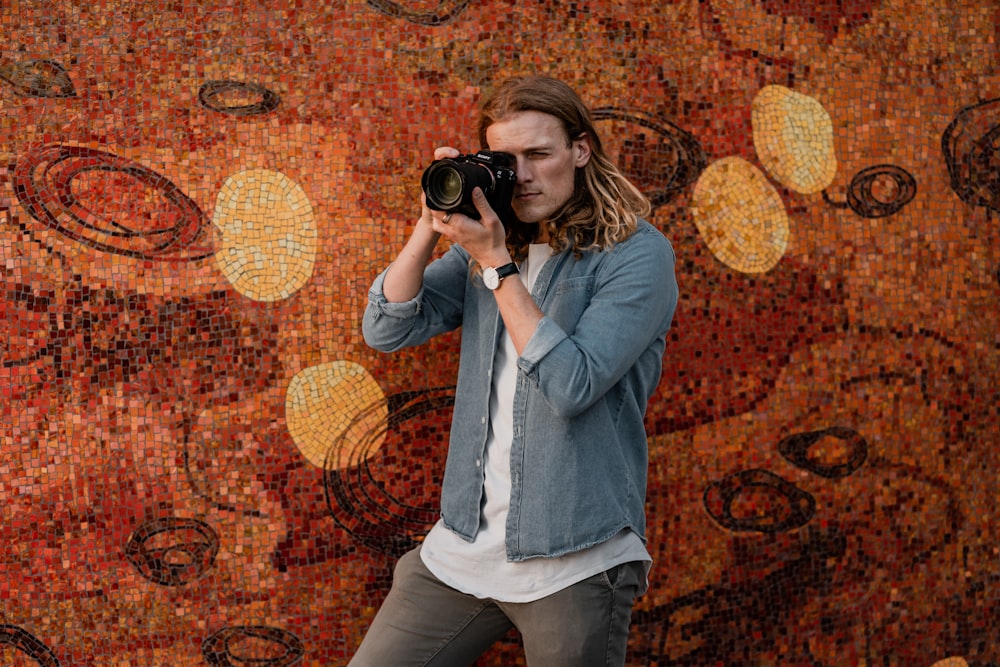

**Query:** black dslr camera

left=421, top=150, right=517, bottom=223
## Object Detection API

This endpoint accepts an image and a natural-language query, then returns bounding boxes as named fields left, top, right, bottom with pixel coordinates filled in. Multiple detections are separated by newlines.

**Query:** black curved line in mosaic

left=591, top=108, right=707, bottom=207
left=838, top=366, right=934, bottom=412
left=0, top=624, right=60, bottom=666
left=181, top=455, right=268, bottom=517
left=848, top=165, right=917, bottom=218
left=703, top=468, right=816, bottom=533
left=820, top=188, right=850, bottom=209
left=777, top=426, right=868, bottom=479
left=202, top=625, right=305, bottom=667
left=181, top=406, right=269, bottom=518
left=181, top=444, right=267, bottom=518
left=835, top=325, right=977, bottom=444
left=365, top=0, right=472, bottom=25
left=0, top=59, right=76, bottom=98
left=629, top=525, right=846, bottom=664
left=821, top=164, right=917, bottom=218
left=198, top=80, right=281, bottom=116
left=12, top=144, right=216, bottom=261
left=697, top=0, right=798, bottom=78
left=324, top=387, right=454, bottom=555
left=942, top=97, right=1000, bottom=214
left=124, top=517, right=220, bottom=586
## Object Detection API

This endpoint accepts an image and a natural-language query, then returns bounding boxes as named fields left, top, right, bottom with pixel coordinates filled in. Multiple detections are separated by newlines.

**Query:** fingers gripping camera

left=421, top=150, right=517, bottom=225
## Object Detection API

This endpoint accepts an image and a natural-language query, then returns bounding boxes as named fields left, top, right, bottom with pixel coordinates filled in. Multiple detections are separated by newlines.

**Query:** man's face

left=485, top=110, right=591, bottom=226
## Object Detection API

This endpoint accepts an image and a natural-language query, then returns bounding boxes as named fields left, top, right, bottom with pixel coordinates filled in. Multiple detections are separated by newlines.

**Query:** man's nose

left=515, top=159, right=531, bottom=182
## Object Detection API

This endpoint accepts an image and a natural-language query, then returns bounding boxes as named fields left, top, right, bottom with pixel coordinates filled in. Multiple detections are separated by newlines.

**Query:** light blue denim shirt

left=363, top=220, right=678, bottom=561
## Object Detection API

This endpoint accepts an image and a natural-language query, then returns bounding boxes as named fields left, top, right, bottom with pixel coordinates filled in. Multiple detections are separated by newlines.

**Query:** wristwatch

left=483, top=262, right=519, bottom=290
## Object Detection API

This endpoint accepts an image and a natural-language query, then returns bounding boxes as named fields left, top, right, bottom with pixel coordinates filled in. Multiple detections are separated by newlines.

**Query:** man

left=354, top=75, right=678, bottom=666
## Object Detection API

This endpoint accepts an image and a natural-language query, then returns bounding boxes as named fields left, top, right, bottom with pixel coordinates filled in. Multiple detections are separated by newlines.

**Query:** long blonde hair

left=477, top=76, right=650, bottom=261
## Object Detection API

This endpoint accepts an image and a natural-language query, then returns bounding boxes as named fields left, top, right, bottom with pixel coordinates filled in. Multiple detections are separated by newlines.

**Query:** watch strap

left=493, top=262, right=519, bottom=281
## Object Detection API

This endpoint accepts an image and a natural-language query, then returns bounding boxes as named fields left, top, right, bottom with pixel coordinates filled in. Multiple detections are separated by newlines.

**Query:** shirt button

left=481, top=416, right=486, bottom=424
left=475, top=459, right=482, bottom=468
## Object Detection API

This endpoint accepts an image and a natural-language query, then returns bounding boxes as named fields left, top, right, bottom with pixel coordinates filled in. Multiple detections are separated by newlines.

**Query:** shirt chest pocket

left=544, top=276, right=595, bottom=334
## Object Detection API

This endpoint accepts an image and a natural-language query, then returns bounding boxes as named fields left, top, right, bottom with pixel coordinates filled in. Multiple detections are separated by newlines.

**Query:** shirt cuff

left=517, top=316, right=566, bottom=374
left=368, top=265, right=422, bottom=318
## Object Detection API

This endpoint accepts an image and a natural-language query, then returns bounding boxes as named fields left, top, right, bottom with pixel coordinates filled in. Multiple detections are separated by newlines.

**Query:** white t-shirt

left=421, top=243, right=650, bottom=602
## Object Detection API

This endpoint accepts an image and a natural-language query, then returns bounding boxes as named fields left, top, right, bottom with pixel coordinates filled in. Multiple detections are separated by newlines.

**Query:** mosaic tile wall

left=2, top=0, right=998, bottom=665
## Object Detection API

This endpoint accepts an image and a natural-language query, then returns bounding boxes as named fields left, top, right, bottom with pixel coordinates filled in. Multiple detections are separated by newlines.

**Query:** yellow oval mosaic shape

left=752, top=85, right=837, bottom=195
left=691, top=157, right=789, bottom=274
left=213, top=168, right=317, bottom=302
left=285, top=361, right=388, bottom=470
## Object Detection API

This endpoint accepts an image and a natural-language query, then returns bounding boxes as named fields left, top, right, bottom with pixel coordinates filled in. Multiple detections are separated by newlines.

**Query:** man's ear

left=574, top=133, right=592, bottom=167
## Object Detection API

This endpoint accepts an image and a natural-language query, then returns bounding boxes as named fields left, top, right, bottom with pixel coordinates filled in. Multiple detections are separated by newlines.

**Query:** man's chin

left=511, top=207, right=541, bottom=225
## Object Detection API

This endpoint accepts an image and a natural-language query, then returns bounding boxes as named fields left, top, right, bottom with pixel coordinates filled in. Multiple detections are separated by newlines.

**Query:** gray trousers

left=348, top=546, right=643, bottom=667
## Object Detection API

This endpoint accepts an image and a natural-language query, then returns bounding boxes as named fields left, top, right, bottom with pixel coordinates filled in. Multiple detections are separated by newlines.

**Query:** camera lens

left=429, top=166, right=464, bottom=207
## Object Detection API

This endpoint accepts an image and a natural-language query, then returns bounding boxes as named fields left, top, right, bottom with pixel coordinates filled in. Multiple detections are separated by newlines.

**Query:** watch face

left=483, top=267, right=500, bottom=290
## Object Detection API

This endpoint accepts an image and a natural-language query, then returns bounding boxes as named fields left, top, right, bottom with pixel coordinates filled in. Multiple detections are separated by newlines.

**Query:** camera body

left=421, top=150, right=517, bottom=223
